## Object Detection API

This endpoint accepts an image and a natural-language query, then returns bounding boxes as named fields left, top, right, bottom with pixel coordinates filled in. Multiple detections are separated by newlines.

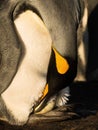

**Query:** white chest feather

left=1, top=10, right=52, bottom=124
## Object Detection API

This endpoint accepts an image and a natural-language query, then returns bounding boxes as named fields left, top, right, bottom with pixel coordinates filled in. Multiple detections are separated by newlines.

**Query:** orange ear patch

left=53, top=48, right=69, bottom=74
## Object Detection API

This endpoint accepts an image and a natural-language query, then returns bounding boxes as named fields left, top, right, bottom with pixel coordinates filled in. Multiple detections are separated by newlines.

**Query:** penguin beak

left=34, top=86, right=56, bottom=115
left=34, top=84, right=49, bottom=113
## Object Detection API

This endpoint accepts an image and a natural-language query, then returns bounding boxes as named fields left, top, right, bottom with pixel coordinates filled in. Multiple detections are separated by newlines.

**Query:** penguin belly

left=1, top=10, right=52, bottom=125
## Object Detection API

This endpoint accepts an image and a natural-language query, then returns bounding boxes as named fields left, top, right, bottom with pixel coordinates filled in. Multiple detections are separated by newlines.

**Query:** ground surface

left=0, top=81, right=98, bottom=130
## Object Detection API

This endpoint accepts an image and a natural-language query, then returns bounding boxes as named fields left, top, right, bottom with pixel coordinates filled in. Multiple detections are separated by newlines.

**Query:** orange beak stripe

left=40, top=84, right=48, bottom=100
